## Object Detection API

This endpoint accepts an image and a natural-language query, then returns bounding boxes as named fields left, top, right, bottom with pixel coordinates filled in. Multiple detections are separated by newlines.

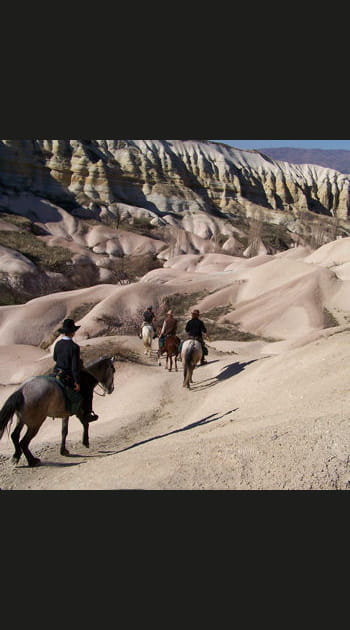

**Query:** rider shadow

left=99, top=408, right=238, bottom=457
left=217, top=359, right=258, bottom=380
left=191, top=359, right=258, bottom=391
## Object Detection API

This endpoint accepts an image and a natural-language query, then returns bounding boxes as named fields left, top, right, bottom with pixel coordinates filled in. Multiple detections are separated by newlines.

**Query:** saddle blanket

left=41, top=375, right=82, bottom=415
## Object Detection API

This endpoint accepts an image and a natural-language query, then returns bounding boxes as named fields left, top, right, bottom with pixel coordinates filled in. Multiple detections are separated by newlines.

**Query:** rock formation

left=1, top=139, right=349, bottom=219
left=0, top=139, right=349, bottom=300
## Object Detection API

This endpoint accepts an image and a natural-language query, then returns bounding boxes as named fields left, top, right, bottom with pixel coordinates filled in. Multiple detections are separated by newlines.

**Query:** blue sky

left=211, top=140, right=350, bottom=151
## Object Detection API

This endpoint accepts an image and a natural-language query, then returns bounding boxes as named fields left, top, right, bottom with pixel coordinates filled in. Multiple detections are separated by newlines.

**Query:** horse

left=142, top=324, right=154, bottom=356
left=181, top=339, right=203, bottom=389
left=0, top=356, right=115, bottom=467
left=158, top=335, right=181, bottom=372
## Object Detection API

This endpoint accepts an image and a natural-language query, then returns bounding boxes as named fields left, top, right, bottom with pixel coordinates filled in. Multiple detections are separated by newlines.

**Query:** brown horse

left=0, top=356, right=115, bottom=467
left=158, top=335, right=181, bottom=372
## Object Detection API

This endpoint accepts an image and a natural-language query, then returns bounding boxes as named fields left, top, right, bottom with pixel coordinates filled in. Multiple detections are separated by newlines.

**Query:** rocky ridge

left=1, top=139, right=349, bottom=218
left=0, top=139, right=349, bottom=301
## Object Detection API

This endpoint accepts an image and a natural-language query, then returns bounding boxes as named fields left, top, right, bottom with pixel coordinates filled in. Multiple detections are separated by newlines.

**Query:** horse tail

left=183, top=342, right=195, bottom=388
left=0, top=389, right=24, bottom=439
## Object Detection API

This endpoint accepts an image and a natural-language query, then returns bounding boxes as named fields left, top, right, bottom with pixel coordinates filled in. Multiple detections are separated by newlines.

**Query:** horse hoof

left=83, top=442, right=90, bottom=449
left=60, top=448, right=70, bottom=456
left=29, top=457, right=41, bottom=467
left=11, top=455, right=20, bottom=465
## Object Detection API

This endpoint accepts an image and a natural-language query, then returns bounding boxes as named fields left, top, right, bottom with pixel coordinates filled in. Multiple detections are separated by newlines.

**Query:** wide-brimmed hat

left=59, top=318, right=80, bottom=334
left=167, top=310, right=173, bottom=315
left=192, top=309, right=200, bottom=316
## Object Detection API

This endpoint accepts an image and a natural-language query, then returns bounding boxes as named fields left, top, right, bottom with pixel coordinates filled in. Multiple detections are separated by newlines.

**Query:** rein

left=94, top=383, right=108, bottom=396
left=83, top=356, right=115, bottom=396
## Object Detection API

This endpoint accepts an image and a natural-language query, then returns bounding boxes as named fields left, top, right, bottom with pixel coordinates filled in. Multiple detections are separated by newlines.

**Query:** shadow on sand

left=98, top=408, right=238, bottom=457
left=191, top=359, right=258, bottom=391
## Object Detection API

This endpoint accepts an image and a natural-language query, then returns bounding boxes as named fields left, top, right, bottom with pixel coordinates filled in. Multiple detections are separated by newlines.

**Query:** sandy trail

left=1, top=331, right=350, bottom=490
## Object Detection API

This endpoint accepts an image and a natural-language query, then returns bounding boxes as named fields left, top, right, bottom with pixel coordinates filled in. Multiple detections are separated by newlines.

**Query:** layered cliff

left=1, top=139, right=349, bottom=221
left=0, top=139, right=349, bottom=302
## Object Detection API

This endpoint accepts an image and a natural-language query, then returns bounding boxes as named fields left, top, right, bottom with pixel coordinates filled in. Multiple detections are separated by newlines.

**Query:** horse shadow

left=98, top=408, right=238, bottom=457
left=14, top=460, right=82, bottom=469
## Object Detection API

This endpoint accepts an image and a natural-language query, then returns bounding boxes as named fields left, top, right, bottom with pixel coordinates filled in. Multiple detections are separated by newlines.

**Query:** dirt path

left=1, top=336, right=350, bottom=490
left=0, top=346, right=220, bottom=489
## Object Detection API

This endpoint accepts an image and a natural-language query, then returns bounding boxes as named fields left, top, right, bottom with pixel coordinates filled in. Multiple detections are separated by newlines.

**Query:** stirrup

left=84, top=412, right=99, bottom=422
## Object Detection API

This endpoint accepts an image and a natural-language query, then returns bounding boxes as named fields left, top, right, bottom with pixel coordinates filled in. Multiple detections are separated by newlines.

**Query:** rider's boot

left=84, top=411, right=99, bottom=422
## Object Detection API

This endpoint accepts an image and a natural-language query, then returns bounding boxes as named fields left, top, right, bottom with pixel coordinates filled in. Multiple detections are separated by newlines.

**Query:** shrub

left=323, top=308, right=339, bottom=328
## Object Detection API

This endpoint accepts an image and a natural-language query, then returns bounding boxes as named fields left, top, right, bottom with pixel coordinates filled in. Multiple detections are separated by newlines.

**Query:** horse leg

left=168, top=355, right=172, bottom=372
left=11, top=419, right=24, bottom=464
left=188, top=367, right=193, bottom=388
left=82, top=422, right=89, bottom=448
left=175, top=355, right=178, bottom=372
left=60, top=416, right=70, bottom=456
left=183, top=363, right=190, bottom=388
left=19, top=425, right=42, bottom=467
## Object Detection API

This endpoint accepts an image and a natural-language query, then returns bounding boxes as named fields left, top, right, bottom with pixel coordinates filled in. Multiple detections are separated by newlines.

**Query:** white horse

left=142, top=324, right=154, bottom=356
left=181, top=339, right=203, bottom=389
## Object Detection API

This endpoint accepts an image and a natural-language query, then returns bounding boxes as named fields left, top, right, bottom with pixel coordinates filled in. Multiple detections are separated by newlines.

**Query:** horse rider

left=158, top=310, right=179, bottom=350
left=142, top=305, right=157, bottom=339
left=53, top=318, right=99, bottom=422
left=185, top=309, right=208, bottom=365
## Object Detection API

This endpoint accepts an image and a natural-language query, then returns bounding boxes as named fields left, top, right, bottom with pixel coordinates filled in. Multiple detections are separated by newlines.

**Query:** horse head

left=86, top=355, right=115, bottom=394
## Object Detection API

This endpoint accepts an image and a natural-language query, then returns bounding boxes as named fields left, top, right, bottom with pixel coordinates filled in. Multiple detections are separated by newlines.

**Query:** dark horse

left=0, top=356, right=115, bottom=467
left=157, top=335, right=181, bottom=372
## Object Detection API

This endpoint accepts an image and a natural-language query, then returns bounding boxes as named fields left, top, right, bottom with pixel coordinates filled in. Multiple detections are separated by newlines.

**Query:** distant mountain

left=258, top=147, right=350, bottom=174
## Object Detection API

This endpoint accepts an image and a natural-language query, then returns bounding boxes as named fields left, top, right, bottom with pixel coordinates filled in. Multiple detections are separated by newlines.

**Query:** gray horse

left=0, top=356, right=115, bottom=467
left=181, top=339, right=203, bottom=389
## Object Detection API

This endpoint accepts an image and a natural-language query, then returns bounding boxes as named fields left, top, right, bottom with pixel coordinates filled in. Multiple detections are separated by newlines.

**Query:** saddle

left=187, top=336, right=208, bottom=355
left=47, top=374, right=83, bottom=415
left=159, top=334, right=181, bottom=352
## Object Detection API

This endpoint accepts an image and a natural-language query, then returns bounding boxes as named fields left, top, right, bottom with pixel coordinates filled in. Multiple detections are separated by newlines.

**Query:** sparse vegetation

left=298, top=210, right=349, bottom=248
left=0, top=281, right=28, bottom=305
left=0, top=212, right=72, bottom=272
left=205, top=322, right=279, bottom=342
left=160, top=291, right=210, bottom=317
left=323, top=308, right=339, bottom=328
left=80, top=341, right=141, bottom=365
left=68, top=303, right=97, bottom=323
left=107, top=253, right=163, bottom=283
left=155, top=292, right=279, bottom=342
left=202, top=305, right=234, bottom=319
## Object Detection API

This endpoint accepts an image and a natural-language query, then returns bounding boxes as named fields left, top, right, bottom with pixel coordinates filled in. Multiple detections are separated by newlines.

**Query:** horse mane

left=84, top=355, right=113, bottom=370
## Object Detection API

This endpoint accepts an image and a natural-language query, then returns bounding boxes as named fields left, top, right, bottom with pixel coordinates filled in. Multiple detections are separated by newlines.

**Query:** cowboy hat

left=192, top=309, right=200, bottom=316
left=58, top=318, right=81, bottom=334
